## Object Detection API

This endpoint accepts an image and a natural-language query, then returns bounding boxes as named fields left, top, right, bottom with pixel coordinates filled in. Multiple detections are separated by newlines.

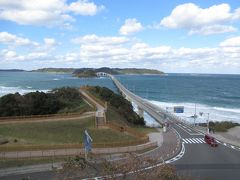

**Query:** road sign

left=174, top=106, right=184, bottom=113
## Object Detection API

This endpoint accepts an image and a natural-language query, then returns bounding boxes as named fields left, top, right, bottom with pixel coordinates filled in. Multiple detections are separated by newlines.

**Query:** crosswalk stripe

left=184, top=139, right=192, bottom=143
left=192, top=138, right=200, bottom=143
left=199, top=138, right=205, bottom=143
left=196, top=138, right=204, bottom=143
left=193, top=138, right=201, bottom=143
left=188, top=138, right=196, bottom=143
left=182, top=138, right=206, bottom=144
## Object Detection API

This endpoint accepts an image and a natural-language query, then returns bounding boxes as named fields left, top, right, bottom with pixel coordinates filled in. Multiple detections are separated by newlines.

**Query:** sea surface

left=0, top=71, right=240, bottom=125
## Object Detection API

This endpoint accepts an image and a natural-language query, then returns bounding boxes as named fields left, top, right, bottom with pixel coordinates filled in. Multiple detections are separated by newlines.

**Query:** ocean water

left=0, top=72, right=240, bottom=124
left=0, top=71, right=117, bottom=96
left=117, top=74, right=240, bottom=124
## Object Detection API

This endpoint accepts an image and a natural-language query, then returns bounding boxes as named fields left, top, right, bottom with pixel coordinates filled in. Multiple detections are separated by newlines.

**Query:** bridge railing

left=110, top=75, right=189, bottom=125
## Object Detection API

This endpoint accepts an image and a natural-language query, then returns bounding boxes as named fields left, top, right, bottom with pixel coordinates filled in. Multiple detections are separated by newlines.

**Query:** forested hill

left=0, top=69, right=25, bottom=72
left=33, top=67, right=164, bottom=77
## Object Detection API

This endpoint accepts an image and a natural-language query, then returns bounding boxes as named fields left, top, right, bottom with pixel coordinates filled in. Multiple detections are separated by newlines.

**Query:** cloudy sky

left=0, top=0, right=240, bottom=74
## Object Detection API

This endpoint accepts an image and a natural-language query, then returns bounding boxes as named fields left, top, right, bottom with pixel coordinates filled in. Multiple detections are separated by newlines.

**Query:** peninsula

left=33, top=67, right=164, bottom=77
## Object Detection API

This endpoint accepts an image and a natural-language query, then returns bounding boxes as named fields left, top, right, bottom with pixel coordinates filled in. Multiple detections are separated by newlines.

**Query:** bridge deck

left=109, top=74, right=181, bottom=126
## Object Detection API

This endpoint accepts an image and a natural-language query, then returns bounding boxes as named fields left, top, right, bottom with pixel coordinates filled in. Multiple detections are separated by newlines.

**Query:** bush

left=209, top=121, right=239, bottom=132
left=0, top=87, right=84, bottom=117
left=92, top=86, right=145, bottom=126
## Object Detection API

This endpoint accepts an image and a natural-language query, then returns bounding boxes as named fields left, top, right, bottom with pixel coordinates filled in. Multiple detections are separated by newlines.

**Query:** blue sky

left=0, top=0, right=240, bottom=74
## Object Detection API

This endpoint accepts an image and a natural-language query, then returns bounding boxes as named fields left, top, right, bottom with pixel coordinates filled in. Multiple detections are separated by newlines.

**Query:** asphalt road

left=111, top=75, right=240, bottom=180
left=1, top=76, right=240, bottom=179
left=172, top=123, right=240, bottom=180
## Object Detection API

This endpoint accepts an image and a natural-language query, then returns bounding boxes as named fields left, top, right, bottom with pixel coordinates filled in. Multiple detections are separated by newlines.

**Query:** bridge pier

left=138, top=106, right=144, bottom=118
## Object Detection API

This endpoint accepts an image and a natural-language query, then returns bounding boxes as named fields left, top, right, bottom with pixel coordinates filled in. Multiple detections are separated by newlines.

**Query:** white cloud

left=68, top=0, right=105, bottom=16
left=119, top=18, right=144, bottom=35
left=0, top=31, right=37, bottom=46
left=1, top=34, right=240, bottom=74
left=44, top=38, right=57, bottom=46
left=189, top=25, right=237, bottom=35
left=220, top=36, right=240, bottom=47
left=160, top=3, right=239, bottom=35
left=232, top=8, right=240, bottom=20
left=72, top=34, right=129, bottom=45
left=0, top=0, right=104, bottom=27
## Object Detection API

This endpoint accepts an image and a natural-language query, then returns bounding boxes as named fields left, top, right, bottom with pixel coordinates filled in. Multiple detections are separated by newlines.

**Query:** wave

left=53, top=78, right=60, bottom=81
left=149, top=100, right=240, bottom=124
left=0, top=86, right=49, bottom=97
left=213, top=107, right=240, bottom=114
left=131, top=102, right=160, bottom=127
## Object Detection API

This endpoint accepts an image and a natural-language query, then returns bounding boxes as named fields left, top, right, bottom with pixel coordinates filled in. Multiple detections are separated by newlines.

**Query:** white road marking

left=175, top=124, right=201, bottom=135
left=184, top=139, right=193, bottom=143
left=190, top=138, right=198, bottom=143
left=188, top=138, right=196, bottom=143
left=199, top=138, right=205, bottom=143
left=194, top=138, right=202, bottom=143
left=182, top=138, right=206, bottom=144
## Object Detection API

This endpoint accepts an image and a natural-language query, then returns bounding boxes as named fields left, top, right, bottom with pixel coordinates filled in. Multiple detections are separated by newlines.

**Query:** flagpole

left=85, top=147, right=87, bottom=160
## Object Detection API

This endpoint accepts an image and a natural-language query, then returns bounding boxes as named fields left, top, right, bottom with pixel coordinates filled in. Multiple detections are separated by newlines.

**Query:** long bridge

left=108, top=74, right=179, bottom=126
left=108, top=74, right=240, bottom=180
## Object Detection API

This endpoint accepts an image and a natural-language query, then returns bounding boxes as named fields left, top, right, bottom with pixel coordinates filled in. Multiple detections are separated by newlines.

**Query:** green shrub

left=91, top=86, right=145, bottom=126
left=209, top=121, right=239, bottom=132
left=0, top=87, right=84, bottom=117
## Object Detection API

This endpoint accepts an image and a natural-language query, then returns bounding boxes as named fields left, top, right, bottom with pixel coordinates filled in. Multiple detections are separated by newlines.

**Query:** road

left=172, top=123, right=240, bottom=180
left=110, top=74, right=240, bottom=180
left=1, top=76, right=240, bottom=179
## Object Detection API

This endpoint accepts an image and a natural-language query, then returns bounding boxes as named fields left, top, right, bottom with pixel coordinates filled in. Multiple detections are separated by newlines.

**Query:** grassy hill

left=115, top=68, right=164, bottom=74
left=32, top=68, right=75, bottom=73
left=33, top=67, right=164, bottom=77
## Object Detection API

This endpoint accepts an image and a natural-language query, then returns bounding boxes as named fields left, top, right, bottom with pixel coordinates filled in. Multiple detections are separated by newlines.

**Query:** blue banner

left=84, top=130, right=92, bottom=152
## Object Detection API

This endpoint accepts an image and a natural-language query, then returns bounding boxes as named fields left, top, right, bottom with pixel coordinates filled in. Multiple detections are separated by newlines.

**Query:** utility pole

left=193, top=103, right=197, bottom=126
left=207, top=113, right=210, bottom=134
left=199, top=112, right=210, bottom=134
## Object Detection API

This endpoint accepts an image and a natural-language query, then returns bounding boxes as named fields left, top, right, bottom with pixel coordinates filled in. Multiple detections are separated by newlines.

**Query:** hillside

left=32, top=68, right=75, bottom=73
left=73, top=67, right=164, bottom=77
left=33, top=67, right=164, bottom=77
left=0, top=69, right=25, bottom=72
left=115, top=68, right=164, bottom=74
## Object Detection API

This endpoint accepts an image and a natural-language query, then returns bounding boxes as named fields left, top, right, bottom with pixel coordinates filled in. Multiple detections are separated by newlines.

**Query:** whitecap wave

left=53, top=78, right=60, bottom=81
left=0, top=86, right=49, bottom=97
left=149, top=100, right=240, bottom=124
left=132, top=102, right=160, bottom=127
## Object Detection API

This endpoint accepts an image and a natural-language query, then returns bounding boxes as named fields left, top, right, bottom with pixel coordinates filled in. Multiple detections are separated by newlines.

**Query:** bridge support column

left=137, top=106, right=144, bottom=118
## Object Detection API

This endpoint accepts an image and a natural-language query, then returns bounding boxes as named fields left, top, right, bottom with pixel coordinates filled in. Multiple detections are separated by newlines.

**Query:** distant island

left=33, top=67, right=164, bottom=77
left=0, top=69, right=25, bottom=72
left=32, top=68, right=75, bottom=74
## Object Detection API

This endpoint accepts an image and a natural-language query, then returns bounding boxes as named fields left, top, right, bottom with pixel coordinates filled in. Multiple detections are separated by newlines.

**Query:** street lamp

left=199, top=112, right=210, bottom=134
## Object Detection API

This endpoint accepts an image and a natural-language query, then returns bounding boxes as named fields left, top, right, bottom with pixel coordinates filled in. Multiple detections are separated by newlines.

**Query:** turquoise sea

left=0, top=71, right=240, bottom=124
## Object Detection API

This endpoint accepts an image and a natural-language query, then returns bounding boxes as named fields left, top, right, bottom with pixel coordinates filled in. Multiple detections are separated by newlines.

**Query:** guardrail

left=107, top=122, right=148, bottom=139
left=0, top=111, right=90, bottom=122
left=80, top=87, right=106, bottom=108
left=0, top=141, right=157, bottom=159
